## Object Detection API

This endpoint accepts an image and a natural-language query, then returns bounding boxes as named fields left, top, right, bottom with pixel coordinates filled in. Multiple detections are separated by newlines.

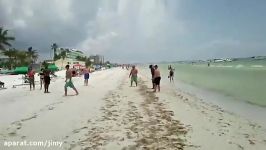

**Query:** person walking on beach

left=43, top=66, right=51, bottom=93
left=84, top=67, right=90, bottom=86
left=153, top=65, right=161, bottom=92
left=39, top=68, right=44, bottom=90
left=28, top=67, right=35, bottom=91
left=149, top=65, right=155, bottom=89
left=65, top=65, right=79, bottom=96
left=129, top=65, right=138, bottom=87
left=169, top=68, right=174, bottom=83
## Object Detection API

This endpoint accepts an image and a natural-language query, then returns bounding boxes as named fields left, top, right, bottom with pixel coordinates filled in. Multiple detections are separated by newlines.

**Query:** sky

left=0, top=0, right=266, bottom=63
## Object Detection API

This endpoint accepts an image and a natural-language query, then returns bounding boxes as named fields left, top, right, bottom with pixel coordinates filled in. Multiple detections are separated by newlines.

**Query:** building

left=89, top=55, right=104, bottom=65
left=56, top=48, right=86, bottom=60
left=54, top=48, right=86, bottom=70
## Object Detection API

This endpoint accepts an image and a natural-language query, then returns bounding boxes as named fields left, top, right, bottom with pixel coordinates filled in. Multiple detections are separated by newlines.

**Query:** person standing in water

left=43, top=66, right=51, bottom=93
left=64, top=65, right=79, bottom=96
left=168, top=65, right=172, bottom=70
left=169, top=68, right=174, bottom=83
left=129, top=65, right=138, bottom=87
left=153, top=65, right=161, bottom=92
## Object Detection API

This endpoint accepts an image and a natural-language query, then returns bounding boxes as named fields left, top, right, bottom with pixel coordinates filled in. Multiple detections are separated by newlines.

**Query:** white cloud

left=13, top=19, right=27, bottom=28
left=3, top=0, right=264, bottom=62
left=53, top=0, right=74, bottom=21
left=76, top=0, right=185, bottom=62
left=78, top=32, right=119, bottom=54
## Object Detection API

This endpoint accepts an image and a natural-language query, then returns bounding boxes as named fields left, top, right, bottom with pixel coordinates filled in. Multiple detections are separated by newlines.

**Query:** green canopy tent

left=48, top=64, right=59, bottom=72
left=106, top=64, right=111, bottom=68
left=14, top=67, right=28, bottom=74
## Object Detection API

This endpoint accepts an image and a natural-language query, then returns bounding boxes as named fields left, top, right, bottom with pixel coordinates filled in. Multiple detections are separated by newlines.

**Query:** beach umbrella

left=48, top=64, right=58, bottom=71
left=14, top=66, right=28, bottom=74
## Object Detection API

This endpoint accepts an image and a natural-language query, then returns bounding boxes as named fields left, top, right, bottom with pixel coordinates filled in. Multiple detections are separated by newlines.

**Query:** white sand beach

left=0, top=68, right=266, bottom=150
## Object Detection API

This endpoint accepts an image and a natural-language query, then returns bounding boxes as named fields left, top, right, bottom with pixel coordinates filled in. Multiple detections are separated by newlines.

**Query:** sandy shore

left=0, top=68, right=266, bottom=150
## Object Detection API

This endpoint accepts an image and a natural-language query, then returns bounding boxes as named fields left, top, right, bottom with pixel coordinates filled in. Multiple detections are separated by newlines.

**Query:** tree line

left=1, top=26, right=106, bottom=70
left=0, top=27, right=38, bottom=69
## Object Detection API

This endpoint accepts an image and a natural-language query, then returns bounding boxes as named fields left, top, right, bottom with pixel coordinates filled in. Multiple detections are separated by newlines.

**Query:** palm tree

left=27, top=47, right=38, bottom=63
left=0, top=27, right=15, bottom=51
left=3, top=48, right=18, bottom=69
left=61, top=50, right=67, bottom=69
left=16, top=51, right=28, bottom=66
left=51, top=43, right=58, bottom=61
left=85, top=58, right=92, bottom=67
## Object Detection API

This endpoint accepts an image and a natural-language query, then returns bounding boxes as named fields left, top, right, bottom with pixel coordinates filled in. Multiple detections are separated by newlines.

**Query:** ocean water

left=160, top=58, right=266, bottom=107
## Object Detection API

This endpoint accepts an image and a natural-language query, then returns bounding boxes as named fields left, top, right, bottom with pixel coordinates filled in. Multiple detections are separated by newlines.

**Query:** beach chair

left=22, top=75, right=30, bottom=83
left=12, top=75, right=31, bottom=88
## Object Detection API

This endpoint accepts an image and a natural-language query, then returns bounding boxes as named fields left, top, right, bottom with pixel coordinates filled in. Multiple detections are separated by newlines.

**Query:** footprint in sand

left=40, top=101, right=63, bottom=112
left=20, top=114, right=37, bottom=122
left=72, top=127, right=88, bottom=134
left=6, top=114, right=38, bottom=137
left=7, top=121, right=22, bottom=136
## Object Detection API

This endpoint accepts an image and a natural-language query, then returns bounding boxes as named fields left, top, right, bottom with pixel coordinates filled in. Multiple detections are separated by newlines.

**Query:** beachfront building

left=53, top=48, right=87, bottom=70
left=55, top=48, right=86, bottom=60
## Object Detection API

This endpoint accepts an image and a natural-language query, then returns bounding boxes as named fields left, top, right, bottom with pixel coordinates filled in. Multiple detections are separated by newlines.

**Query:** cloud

left=1, top=0, right=265, bottom=63
left=78, top=31, right=119, bottom=54
left=0, top=0, right=186, bottom=62
left=13, top=19, right=27, bottom=29
left=76, top=0, right=185, bottom=62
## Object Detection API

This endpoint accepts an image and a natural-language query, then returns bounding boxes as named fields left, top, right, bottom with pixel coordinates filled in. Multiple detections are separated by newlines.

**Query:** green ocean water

left=160, top=58, right=266, bottom=107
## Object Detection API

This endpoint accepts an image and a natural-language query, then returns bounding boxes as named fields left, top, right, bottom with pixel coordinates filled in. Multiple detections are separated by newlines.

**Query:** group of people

left=64, top=65, right=92, bottom=96
left=26, top=64, right=89, bottom=96
left=3, top=63, right=173, bottom=95
left=0, top=64, right=92, bottom=96
left=128, top=64, right=175, bottom=92
left=127, top=64, right=161, bottom=92
left=27, top=66, right=51, bottom=92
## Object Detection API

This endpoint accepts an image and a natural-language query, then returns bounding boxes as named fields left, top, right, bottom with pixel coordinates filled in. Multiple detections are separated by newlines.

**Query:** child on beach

left=65, top=65, right=79, bottom=96
left=153, top=65, right=161, bottom=92
left=129, top=65, right=138, bottom=87
left=84, top=68, right=90, bottom=86
left=28, top=68, right=35, bottom=90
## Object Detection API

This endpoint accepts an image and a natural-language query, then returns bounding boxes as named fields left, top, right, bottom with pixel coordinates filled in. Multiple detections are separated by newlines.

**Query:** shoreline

left=173, top=79, right=266, bottom=128
left=139, top=71, right=266, bottom=150
left=139, top=66, right=266, bottom=127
